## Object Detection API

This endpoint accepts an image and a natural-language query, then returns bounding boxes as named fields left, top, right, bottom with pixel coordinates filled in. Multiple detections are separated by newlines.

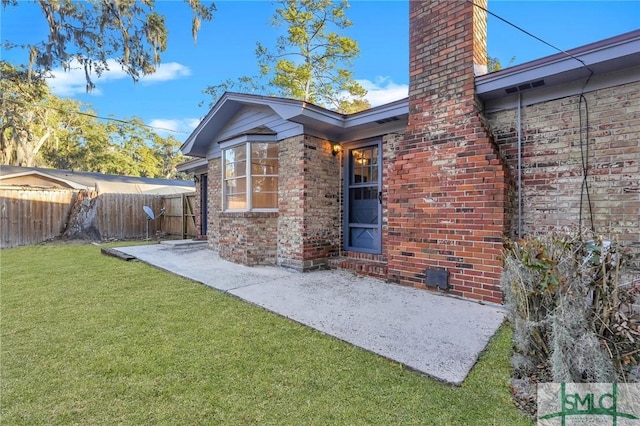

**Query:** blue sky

left=2, top=0, right=639, bottom=141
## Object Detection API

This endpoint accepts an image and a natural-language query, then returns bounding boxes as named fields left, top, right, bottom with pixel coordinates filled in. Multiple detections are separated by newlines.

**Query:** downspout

left=338, top=146, right=343, bottom=258
left=517, top=92, right=522, bottom=237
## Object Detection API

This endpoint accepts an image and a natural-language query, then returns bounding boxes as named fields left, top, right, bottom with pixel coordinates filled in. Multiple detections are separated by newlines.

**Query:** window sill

left=220, top=211, right=279, bottom=218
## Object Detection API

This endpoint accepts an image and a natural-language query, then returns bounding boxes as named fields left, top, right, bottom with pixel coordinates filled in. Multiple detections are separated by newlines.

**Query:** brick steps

left=328, top=256, right=388, bottom=279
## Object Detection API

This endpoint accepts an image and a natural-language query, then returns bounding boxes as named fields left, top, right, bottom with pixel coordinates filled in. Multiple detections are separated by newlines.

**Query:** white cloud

left=357, top=77, right=408, bottom=107
left=148, top=118, right=201, bottom=138
left=47, top=59, right=191, bottom=96
left=47, top=67, right=104, bottom=97
left=140, top=62, right=191, bottom=84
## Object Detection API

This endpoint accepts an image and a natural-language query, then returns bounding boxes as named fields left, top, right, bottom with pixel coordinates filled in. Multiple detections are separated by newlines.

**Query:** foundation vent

left=425, top=268, right=449, bottom=290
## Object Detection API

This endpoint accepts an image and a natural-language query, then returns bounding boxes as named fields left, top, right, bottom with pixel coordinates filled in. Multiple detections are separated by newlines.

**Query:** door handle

left=378, top=191, right=382, bottom=204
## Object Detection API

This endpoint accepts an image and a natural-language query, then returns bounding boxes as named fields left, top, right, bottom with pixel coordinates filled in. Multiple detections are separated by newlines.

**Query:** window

left=223, top=142, right=278, bottom=210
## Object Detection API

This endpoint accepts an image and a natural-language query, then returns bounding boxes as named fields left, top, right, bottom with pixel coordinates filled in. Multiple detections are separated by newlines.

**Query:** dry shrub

left=502, top=228, right=639, bottom=383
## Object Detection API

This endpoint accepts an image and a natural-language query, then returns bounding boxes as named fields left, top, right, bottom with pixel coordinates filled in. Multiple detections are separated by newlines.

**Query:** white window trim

left=221, top=135, right=278, bottom=212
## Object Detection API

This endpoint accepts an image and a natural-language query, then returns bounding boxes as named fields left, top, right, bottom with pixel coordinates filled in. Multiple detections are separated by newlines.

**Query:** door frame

left=343, top=139, right=383, bottom=254
left=200, top=173, right=208, bottom=237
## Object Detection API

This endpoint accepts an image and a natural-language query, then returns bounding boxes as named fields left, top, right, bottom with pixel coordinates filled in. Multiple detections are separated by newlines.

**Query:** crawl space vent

left=425, top=268, right=449, bottom=290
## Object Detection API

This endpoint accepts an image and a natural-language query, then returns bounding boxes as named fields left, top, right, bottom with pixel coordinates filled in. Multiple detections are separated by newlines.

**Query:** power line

left=1, top=96, right=192, bottom=135
left=469, top=0, right=594, bottom=75
left=469, top=0, right=597, bottom=233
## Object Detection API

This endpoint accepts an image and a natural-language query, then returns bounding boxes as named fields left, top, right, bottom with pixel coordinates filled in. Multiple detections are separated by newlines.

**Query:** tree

left=1, top=61, right=58, bottom=166
left=204, top=0, right=369, bottom=113
left=1, top=0, right=216, bottom=89
left=40, top=98, right=111, bottom=171
left=152, top=134, right=185, bottom=179
left=1, top=61, right=185, bottom=177
left=487, top=55, right=516, bottom=72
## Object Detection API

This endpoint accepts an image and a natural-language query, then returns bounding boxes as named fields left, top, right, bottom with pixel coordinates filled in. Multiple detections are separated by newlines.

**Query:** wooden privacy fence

left=161, top=193, right=196, bottom=239
left=0, top=188, right=76, bottom=248
left=94, top=193, right=164, bottom=240
left=0, top=188, right=194, bottom=248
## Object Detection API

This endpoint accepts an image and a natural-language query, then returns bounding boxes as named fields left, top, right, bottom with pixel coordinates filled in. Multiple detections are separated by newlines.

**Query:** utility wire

left=578, top=94, right=595, bottom=232
left=469, top=0, right=594, bottom=75
left=469, top=0, right=597, bottom=233
left=1, top=96, right=191, bottom=135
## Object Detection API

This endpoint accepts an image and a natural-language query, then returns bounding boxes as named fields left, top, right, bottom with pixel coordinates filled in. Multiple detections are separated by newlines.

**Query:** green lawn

left=1, top=242, right=532, bottom=425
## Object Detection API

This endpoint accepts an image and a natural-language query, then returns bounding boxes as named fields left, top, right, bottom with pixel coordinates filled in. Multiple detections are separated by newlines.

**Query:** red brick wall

left=201, top=135, right=340, bottom=270
left=218, top=211, right=278, bottom=266
left=487, top=81, right=640, bottom=249
left=386, top=0, right=510, bottom=303
left=278, top=134, right=341, bottom=270
left=277, top=134, right=305, bottom=269
left=206, top=158, right=278, bottom=266
left=207, top=158, right=222, bottom=251
left=301, top=135, right=342, bottom=269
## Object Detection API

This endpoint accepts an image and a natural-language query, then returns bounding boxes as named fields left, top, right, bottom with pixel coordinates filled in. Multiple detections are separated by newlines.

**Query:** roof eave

left=476, top=29, right=640, bottom=101
left=181, top=93, right=410, bottom=155
left=176, top=158, right=208, bottom=173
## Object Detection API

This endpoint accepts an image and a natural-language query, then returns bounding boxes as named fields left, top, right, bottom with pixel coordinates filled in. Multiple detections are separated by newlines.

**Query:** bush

left=502, top=228, right=639, bottom=383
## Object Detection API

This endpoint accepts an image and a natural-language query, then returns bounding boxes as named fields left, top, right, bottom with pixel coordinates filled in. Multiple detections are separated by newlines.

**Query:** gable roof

left=181, top=92, right=409, bottom=158
left=0, top=165, right=194, bottom=194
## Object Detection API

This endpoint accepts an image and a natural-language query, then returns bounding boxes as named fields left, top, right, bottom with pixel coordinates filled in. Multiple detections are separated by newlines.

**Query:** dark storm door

left=344, top=141, right=382, bottom=254
left=200, top=174, right=208, bottom=237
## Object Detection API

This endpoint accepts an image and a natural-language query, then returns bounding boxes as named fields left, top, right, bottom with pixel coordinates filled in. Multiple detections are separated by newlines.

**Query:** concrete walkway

left=112, top=242, right=505, bottom=385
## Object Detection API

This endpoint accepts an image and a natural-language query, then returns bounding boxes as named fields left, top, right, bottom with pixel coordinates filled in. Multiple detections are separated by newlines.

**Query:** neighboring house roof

left=0, top=165, right=195, bottom=194
left=476, top=29, right=640, bottom=111
left=181, top=93, right=409, bottom=159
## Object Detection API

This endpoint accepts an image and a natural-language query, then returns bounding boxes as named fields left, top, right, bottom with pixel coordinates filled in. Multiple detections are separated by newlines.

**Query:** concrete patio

left=110, top=241, right=506, bottom=386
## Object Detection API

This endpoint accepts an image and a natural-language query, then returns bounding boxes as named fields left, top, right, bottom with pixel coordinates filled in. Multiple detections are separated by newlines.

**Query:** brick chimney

left=387, top=0, right=510, bottom=304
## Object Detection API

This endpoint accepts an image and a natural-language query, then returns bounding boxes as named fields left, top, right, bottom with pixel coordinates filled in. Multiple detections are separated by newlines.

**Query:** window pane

left=354, top=165, right=369, bottom=183
left=351, top=147, right=378, bottom=184
left=252, top=177, right=277, bottom=208
left=225, top=177, right=246, bottom=195
left=252, top=192, right=278, bottom=209
left=252, top=176, right=277, bottom=193
left=225, top=160, right=246, bottom=179
left=267, top=143, right=279, bottom=158
left=251, top=143, right=268, bottom=159
left=251, top=142, right=278, bottom=160
left=251, top=143, right=278, bottom=209
left=226, top=194, right=247, bottom=210
left=225, top=145, right=246, bottom=163
left=369, top=165, right=378, bottom=183
left=251, top=158, right=279, bottom=175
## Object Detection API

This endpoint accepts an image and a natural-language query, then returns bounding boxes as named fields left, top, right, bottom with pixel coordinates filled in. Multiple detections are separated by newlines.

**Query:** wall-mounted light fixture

left=332, top=143, right=342, bottom=156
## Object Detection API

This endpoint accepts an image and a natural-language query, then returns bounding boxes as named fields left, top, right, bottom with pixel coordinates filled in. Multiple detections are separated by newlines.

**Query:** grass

left=1, top=242, right=533, bottom=425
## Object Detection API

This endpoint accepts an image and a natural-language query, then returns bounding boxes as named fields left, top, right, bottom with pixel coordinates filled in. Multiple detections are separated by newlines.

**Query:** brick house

left=180, top=1, right=639, bottom=304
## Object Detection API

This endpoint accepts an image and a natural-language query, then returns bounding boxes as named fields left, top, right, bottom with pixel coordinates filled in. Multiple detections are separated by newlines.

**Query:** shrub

left=502, top=228, right=639, bottom=383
